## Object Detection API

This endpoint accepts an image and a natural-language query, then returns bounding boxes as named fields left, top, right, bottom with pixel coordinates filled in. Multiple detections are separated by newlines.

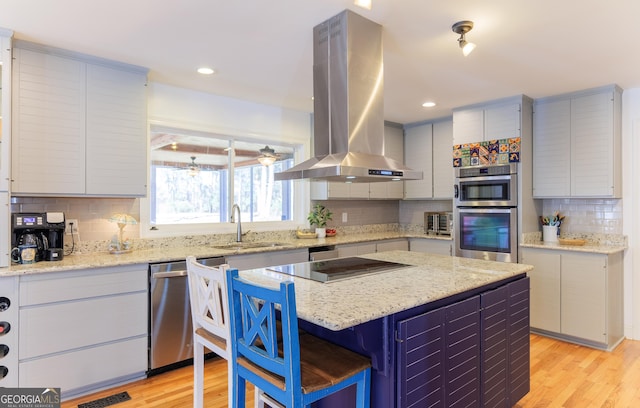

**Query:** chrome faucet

left=230, top=204, right=243, bottom=242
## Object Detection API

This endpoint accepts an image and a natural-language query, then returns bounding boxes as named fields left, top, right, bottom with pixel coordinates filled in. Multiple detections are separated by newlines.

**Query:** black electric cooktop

left=266, top=256, right=410, bottom=283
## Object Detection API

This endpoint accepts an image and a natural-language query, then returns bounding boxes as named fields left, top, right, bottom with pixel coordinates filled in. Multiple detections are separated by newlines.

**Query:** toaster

left=424, top=212, right=453, bottom=236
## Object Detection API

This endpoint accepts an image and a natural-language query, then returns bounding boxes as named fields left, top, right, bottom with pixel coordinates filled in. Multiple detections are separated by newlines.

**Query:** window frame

left=140, top=122, right=309, bottom=238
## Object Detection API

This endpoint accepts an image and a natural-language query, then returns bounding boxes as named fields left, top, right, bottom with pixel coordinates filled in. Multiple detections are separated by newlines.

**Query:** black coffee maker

left=12, top=212, right=65, bottom=262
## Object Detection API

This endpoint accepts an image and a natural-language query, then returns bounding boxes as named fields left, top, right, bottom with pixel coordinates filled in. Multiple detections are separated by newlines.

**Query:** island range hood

left=275, top=10, right=422, bottom=183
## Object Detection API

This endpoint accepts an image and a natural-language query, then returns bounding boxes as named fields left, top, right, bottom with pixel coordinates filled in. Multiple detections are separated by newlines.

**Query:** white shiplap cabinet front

left=12, top=48, right=86, bottom=194
left=453, top=100, right=522, bottom=145
left=533, top=85, right=621, bottom=198
left=404, top=118, right=453, bottom=200
left=12, top=43, right=147, bottom=196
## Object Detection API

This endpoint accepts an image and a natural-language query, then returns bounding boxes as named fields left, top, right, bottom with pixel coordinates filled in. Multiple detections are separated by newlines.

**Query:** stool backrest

left=186, top=256, right=230, bottom=350
left=227, top=269, right=302, bottom=396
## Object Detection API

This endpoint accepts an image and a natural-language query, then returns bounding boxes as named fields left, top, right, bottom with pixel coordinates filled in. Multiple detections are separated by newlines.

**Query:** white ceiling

left=1, top=0, right=639, bottom=125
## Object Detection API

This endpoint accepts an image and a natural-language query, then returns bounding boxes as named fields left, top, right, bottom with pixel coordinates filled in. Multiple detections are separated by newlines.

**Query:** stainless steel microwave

left=454, top=164, right=517, bottom=207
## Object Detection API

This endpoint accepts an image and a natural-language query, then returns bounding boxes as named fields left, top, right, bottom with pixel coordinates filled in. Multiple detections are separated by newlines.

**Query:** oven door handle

left=152, top=270, right=188, bottom=279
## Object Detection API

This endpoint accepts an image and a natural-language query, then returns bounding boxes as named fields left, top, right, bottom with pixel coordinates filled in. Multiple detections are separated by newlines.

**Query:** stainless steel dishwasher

left=148, top=256, right=225, bottom=375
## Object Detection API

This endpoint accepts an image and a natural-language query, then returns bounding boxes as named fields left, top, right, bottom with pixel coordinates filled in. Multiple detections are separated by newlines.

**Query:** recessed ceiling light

left=354, top=0, right=372, bottom=10
left=422, top=101, right=436, bottom=108
left=197, top=67, right=215, bottom=75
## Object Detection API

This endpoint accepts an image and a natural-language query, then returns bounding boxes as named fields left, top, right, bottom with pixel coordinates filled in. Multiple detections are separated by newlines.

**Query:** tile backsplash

left=10, top=197, right=141, bottom=242
left=542, top=198, right=623, bottom=235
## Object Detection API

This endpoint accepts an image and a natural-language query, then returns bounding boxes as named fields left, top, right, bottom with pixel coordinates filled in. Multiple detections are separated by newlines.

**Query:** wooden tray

left=296, top=230, right=317, bottom=239
left=558, top=238, right=586, bottom=246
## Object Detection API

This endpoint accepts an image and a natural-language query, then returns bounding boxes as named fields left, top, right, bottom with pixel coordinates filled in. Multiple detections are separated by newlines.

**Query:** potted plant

left=307, top=204, right=333, bottom=238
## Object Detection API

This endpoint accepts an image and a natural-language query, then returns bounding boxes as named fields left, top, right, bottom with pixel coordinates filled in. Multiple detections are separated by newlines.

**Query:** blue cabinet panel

left=507, top=277, right=530, bottom=405
left=481, top=285, right=509, bottom=408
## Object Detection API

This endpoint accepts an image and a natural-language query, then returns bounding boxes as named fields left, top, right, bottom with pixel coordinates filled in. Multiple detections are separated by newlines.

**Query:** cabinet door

left=570, top=92, right=614, bottom=197
left=452, top=108, right=483, bottom=145
left=375, top=239, right=408, bottom=252
left=561, top=252, right=606, bottom=343
left=336, top=242, right=376, bottom=258
left=532, top=99, right=571, bottom=197
left=86, top=64, right=147, bottom=196
left=404, top=123, right=433, bottom=199
left=432, top=120, right=454, bottom=199
left=11, top=48, right=86, bottom=194
left=409, top=239, right=451, bottom=256
left=522, top=248, right=561, bottom=332
left=484, top=103, right=521, bottom=140
left=397, top=307, right=446, bottom=407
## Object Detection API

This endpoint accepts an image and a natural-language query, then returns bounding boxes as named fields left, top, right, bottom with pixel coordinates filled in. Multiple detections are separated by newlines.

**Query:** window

left=148, top=127, right=295, bottom=230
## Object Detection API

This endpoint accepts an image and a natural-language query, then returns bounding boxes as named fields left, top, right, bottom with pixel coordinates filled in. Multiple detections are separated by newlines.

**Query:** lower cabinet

left=522, top=248, right=623, bottom=349
left=397, top=277, right=529, bottom=408
left=18, top=264, right=148, bottom=398
left=409, top=238, right=452, bottom=256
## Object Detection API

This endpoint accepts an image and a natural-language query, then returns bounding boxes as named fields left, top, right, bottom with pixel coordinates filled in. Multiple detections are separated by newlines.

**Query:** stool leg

left=254, top=387, right=264, bottom=408
left=193, top=341, right=204, bottom=408
left=355, top=368, right=371, bottom=408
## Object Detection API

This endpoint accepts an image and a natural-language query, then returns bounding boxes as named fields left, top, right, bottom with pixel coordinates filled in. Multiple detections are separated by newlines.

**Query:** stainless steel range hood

left=275, top=10, right=422, bottom=183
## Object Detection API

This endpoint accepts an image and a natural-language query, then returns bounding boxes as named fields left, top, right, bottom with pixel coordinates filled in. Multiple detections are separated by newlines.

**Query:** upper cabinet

left=532, top=85, right=621, bottom=198
left=0, top=30, right=12, bottom=192
left=311, top=123, right=404, bottom=200
left=11, top=42, right=148, bottom=197
left=404, top=118, right=453, bottom=200
left=453, top=99, right=523, bottom=145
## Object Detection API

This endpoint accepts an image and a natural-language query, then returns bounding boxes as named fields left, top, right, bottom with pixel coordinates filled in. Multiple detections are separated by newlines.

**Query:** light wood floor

left=63, top=334, right=640, bottom=407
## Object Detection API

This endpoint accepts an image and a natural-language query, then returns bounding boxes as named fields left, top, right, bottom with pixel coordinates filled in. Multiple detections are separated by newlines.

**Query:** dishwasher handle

left=152, top=270, right=188, bottom=279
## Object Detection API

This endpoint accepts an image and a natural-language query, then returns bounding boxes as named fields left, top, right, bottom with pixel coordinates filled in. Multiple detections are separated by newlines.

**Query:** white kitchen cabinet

left=311, top=123, right=404, bottom=200
left=11, top=42, right=148, bottom=197
left=375, top=239, right=408, bottom=252
left=0, top=32, right=12, bottom=193
left=521, top=248, right=623, bottom=350
left=533, top=85, right=621, bottom=198
left=337, top=242, right=377, bottom=258
left=409, top=238, right=452, bottom=256
left=404, top=118, right=453, bottom=200
left=18, top=264, right=148, bottom=397
left=225, top=249, right=309, bottom=270
left=453, top=98, right=523, bottom=145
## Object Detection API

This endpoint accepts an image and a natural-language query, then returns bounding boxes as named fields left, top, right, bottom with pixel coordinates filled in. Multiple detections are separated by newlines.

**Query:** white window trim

left=141, top=120, right=311, bottom=238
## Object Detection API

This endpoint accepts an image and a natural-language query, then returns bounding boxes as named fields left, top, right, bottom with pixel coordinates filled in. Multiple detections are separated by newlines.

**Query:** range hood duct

left=275, top=10, right=422, bottom=183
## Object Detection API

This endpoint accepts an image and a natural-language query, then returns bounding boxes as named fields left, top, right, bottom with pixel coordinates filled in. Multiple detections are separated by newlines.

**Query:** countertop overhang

left=238, top=250, right=532, bottom=331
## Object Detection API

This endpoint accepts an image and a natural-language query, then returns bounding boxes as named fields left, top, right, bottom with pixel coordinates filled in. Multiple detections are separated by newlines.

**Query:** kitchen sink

left=211, top=242, right=287, bottom=250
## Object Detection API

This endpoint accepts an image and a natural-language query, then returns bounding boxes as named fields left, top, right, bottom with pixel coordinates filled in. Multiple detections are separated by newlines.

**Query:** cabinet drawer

left=19, top=292, right=147, bottom=359
left=19, top=265, right=147, bottom=306
left=19, top=336, right=147, bottom=396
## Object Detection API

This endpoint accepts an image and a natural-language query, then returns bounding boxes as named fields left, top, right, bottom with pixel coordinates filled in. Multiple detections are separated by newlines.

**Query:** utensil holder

left=543, top=225, right=558, bottom=243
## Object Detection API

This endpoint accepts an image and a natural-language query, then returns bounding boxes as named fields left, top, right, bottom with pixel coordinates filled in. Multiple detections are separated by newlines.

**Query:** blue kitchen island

left=239, top=250, right=532, bottom=408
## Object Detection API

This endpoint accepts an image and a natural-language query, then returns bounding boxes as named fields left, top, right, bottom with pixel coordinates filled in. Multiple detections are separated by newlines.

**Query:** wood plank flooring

left=63, top=334, right=640, bottom=407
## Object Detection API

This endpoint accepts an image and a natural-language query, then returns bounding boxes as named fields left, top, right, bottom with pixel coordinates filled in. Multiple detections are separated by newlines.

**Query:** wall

left=310, top=200, right=401, bottom=228
left=399, top=199, right=453, bottom=226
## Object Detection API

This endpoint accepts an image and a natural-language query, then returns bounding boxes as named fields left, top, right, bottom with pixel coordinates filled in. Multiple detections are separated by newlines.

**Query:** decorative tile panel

left=453, top=138, right=521, bottom=167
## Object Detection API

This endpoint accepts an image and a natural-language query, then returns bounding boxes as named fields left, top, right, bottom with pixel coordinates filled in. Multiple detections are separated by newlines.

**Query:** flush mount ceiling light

left=354, top=0, right=372, bottom=10
left=257, top=145, right=278, bottom=166
left=452, top=20, right=476, bottom=56
left=187, top=156, right=200, bottom=176
left=422, top=101, right=436, bottom=108
left=197, top=67, right=215, bottom=75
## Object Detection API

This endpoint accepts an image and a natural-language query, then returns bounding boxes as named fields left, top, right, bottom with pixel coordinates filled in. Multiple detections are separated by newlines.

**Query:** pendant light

left=187, top=156, right=200, bottom=176
left=452, top=20, right=476, bottom=56
left=257, top=146, right=277, bottom=166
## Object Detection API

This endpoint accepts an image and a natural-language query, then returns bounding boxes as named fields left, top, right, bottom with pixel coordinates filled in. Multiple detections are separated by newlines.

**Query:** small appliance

left=424, top=212, right=453, bottom=236
left=11, top=212, right=65, bottom=262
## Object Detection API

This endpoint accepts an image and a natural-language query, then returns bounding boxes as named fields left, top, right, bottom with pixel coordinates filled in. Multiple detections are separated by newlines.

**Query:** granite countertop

left=237, top=250, right=532, bottom=331
left=520, top=231, right=627, bottom=254
left=2, top=230, right=452, bottom=277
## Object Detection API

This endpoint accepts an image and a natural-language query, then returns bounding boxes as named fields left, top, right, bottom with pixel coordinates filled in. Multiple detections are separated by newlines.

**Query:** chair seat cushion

left=238, top=332, right=371, bottom=394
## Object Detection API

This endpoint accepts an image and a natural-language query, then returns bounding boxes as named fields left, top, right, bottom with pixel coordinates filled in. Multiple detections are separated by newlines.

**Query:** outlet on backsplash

left=65, top=219, right=79, bottom=235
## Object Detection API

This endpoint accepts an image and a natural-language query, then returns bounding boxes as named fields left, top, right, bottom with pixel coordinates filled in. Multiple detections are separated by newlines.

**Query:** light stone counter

left=520, top=231, right=627, bottom=254
left=1, top=229, right=450, bottom=277
left=237, top=250, right=532, bottom=331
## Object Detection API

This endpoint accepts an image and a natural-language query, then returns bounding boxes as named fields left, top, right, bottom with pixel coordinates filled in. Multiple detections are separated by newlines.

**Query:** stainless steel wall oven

left=454, top=164, right=518, bottom=262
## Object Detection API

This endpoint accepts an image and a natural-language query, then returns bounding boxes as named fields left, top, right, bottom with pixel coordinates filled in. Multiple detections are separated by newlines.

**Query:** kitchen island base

left=298, top=275, right=530, bottom=408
